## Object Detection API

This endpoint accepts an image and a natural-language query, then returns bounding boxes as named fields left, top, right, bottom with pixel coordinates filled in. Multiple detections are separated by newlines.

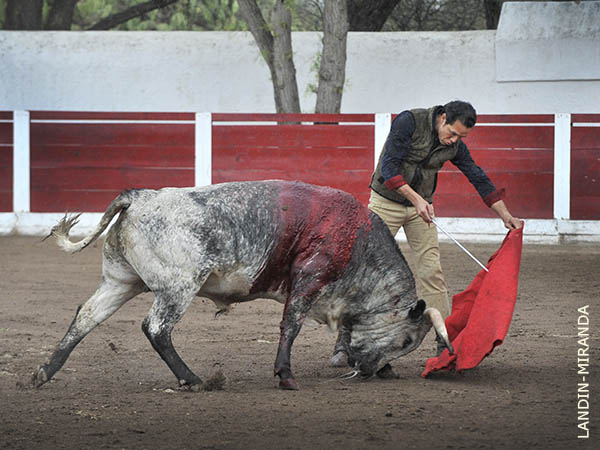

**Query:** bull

left=32, top=181, right=452, bottom=390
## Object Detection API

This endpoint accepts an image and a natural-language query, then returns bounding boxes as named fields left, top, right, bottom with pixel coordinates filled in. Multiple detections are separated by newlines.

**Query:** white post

left=553, top=113, right=571, bottom=220
left=374, top=113, right=391, bottom=167
left=195, top=112, right=212, bottom=187
left=13, top=110, right=30, bottom=212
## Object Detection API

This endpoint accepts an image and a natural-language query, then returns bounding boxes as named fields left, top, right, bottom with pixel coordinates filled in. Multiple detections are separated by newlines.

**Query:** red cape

left=422, top=226, right=523, bottom=377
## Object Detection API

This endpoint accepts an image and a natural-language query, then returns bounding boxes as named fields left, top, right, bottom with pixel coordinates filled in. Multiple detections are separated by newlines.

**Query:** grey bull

left=32, top=181, right=452, bottom=390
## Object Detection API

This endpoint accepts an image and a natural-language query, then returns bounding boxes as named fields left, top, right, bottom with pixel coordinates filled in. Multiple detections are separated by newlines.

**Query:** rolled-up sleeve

left=451, top=141, right=506, bottom=207
left=381, top=111, right=416, bottom=190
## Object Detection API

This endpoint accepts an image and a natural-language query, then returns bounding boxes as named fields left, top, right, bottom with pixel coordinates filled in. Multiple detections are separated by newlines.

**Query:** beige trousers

left=368, top=190, right=450, bottom=318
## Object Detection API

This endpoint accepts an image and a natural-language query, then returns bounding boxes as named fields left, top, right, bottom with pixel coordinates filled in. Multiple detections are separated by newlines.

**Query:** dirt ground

left=1, top=235, right=598, bottom=450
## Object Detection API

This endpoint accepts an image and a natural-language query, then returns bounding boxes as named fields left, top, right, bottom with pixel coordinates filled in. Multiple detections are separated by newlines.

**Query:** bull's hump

left=251, top=181, right=373, bottom=294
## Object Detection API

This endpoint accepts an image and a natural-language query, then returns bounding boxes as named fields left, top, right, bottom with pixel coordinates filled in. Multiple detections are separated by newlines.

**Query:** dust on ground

left=1, top=236, right=598, bottom=449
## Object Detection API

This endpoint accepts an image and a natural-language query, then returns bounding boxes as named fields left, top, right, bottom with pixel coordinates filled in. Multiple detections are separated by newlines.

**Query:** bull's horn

left=424, top=308, right=454, bottom=355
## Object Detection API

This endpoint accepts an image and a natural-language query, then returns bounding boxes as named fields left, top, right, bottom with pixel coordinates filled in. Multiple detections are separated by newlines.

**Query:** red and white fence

left=1, top=111, right=598, bottom=242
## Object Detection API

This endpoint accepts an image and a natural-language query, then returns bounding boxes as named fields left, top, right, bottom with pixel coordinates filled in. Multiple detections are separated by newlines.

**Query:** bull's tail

left=50, top=192, right=133, bottom=254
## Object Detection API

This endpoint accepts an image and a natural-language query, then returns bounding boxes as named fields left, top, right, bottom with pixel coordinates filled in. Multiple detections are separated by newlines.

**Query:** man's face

left=437, top=113, right=471, bottom=146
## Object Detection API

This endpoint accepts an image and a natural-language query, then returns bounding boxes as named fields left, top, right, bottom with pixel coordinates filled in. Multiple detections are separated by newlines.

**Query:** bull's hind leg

left=33, top=275, right=145, bottom=387
left=141, top=284, right=204, bottom=389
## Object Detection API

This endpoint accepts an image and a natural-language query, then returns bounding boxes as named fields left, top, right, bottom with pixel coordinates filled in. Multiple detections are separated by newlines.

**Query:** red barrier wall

left=437, top=115, right=554, bottom=219
left=212, top=114, right=375, bottom=206
left=13, top=111, right=599, bottom=220
left=0, top=112, right=12, bottom=212
left=29, top=112, right=195, bottom=212
left=571, top=115, right=600, bottom=220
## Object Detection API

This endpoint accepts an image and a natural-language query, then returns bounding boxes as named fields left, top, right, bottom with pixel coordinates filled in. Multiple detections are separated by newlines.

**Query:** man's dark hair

left=443, top=100, right=477, bottom=128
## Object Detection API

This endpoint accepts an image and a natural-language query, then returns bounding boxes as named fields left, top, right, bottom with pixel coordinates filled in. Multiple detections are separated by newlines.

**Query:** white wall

left=1, top=28, right=599, bottom=114
left=496, top=1, right=600, bottom=82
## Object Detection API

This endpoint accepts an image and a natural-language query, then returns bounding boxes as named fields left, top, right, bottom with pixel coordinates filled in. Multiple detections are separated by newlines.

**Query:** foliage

left=74, top=0, right=114, bottom=29
left=383, top=0, right=487, bottom=31
left=0, top=0, right=578, bottom=32
left=306, top=51, right=320, bottom=95
left=290, top=0, right=490, bottom=32
left=73, top=0, right=245, bottom=30
left=290, top=0, right=322, bottom=31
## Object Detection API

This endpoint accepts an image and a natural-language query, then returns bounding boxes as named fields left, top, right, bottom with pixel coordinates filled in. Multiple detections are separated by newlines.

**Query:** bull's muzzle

left=424, top=307, right=454, bottom=354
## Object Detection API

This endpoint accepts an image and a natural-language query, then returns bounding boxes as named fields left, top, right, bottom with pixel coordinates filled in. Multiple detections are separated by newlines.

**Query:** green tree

left=46, top=0, right=82, bottom=29
left=383, top=0, right=486, bottom=31
left=75, top=0, right=245, bottom=31
left=238, top=0, right=405, bottom=113
left=0, top=0, right=184, bottom=30
left=4, top=0, right=43, bottom=29
left=238, top=0, right=301, bottom=113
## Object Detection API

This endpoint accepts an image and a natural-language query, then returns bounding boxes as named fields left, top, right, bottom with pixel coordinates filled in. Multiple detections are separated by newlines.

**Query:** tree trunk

left=238, top=0, right=300, bottom=113
left=270, top=1, right=300, bottom=113
left=5, top=0, right=43, bottom=30
left=347, top=0, right=401, bottom=31
left=238, top=0, right=280, bottom=112
left=239, top=0, right=401, bottom=113
left=483, top=0, right=502, bottom=29
left=45, top=0, right=81, bottom=30
left=88, top=0, right=179, bottom=30
left=315, top=0, right=348, bottom=114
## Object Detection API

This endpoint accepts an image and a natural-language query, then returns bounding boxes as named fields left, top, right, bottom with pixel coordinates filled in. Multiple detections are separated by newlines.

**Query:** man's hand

left=414, top=197, right=434, bottom=224
left=503, top=215, right=523, bottom=230
left=397, top=184, right=433, bottom=223
left=491, top=200, right=523, bottom=230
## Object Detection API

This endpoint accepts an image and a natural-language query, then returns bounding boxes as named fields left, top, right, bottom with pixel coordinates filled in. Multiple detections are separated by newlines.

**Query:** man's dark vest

left=370, top=106, right=459, bottom=205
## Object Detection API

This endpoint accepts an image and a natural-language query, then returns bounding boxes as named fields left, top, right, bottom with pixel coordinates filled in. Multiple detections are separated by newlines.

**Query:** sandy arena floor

left=1, top=235, right=598, bottom=449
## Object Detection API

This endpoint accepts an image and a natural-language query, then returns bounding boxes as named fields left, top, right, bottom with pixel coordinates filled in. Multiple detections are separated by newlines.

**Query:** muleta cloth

left=421, top=226, right=524, bottom=377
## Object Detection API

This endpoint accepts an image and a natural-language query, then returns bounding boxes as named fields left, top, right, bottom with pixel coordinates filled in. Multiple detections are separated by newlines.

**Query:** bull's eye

left=403, top=337, right=413, bottom=348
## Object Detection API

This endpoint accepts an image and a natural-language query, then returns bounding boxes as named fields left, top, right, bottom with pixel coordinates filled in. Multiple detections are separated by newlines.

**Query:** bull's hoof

left=178, top=376, right=203, bottom=392
left=329, top=351, right=348, bottom=368
left=31, top=366, right=49, bottom=388
left=278, top=377, right=299, bottom=390
left=183, top=383, right=203, bottom=393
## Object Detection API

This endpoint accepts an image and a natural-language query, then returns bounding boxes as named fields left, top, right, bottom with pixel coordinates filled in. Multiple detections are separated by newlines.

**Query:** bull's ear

left=408, top=299, right=426, bottom=321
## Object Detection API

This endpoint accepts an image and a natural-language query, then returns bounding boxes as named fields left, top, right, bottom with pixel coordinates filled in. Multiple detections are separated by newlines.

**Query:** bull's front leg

left=274, top=294, right=313, bottom=390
